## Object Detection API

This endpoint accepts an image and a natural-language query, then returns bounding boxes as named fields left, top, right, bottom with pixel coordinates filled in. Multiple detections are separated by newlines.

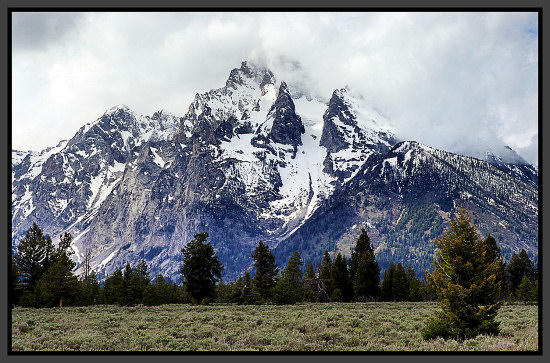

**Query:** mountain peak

left=104, top=104, right=132, bottom=115
left=226, top=61, right=275, bottom=90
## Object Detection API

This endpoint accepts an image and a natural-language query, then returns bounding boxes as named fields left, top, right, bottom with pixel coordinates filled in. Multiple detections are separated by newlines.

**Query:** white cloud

left=11, top=11, right=538, bottom=165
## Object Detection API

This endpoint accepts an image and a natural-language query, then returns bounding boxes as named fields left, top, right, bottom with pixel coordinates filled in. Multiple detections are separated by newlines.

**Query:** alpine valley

left=11, top=61, right=539, bottom=282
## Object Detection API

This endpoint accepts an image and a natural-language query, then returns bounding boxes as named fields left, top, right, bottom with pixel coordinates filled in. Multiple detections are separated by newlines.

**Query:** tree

left=34, top=233, right=80, bottom=307
left=392, top=262, right=409, bottom=302
left=251, top=240, right=278, bottom=301
left=423, top=208, right=503, bottom=340
left=305, top=262, right=316, bottom=279
left=331, top=252, right=351, bottom=301
left=284, top=251, right=304, bottom=297
left=181, top=232, right=224, bottom=304
left=350, top=229, right=379, bottom=300
left=13, top=223, right=55, bottom=306
left=515, top=275, right=533, bottom=304
left=406, top=266, right=423, bottom=302
left=102, top=270, right=123, bottom=305
left=506, top=249, right=535, bottom=296
left=319, top=250, right=333, bottom=297
left=379, top=262, right=396, bottom=302
left=482, top=234, right=506, bottom=298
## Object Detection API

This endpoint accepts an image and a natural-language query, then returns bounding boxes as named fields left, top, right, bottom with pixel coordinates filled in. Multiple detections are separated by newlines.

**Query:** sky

left=11, top=12, right=539, bottom=165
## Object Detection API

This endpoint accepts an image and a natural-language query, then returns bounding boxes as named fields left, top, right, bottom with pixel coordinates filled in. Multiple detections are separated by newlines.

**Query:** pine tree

left=349, top=228, right=372, bottom=282
left=506, top=249, right=535, bottom=296
left=392, top=262, right=409, bottom=302
left=13, top=223, right=55, bottom=306
left=319, top=250, right=333, bottom=296
left=251, top=240, right=278, bottom=301
left=305, top=262, right=316, bottom=279
left=102, top=270, right=123, bottom=305
left=482, top=234, right=506, bottom=298
left=331, top=253, right=351, bottom=302
left=379, top=262, right=396, bottom=302
left=181, top=232, right=224, bottom=304
left=285, top=251, right=304, bottom=298
left=406, top=266, right=423, bottom=302
left=351, top=229, right=380, bottom=301
left=34, top=233, right=79, bottom=307
left=515, top=275, right=533, bottom=304
left=423, top=208, right=503, bottom=340
left=121, top=262, right=134, bottom=306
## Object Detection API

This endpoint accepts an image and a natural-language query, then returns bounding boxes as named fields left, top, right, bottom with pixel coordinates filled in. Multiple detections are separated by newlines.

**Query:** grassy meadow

left=11, top=302, right=538, bottom=352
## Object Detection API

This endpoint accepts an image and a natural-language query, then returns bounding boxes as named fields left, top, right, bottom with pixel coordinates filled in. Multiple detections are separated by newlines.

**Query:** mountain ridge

left=11, top=61, right=538, bottom=281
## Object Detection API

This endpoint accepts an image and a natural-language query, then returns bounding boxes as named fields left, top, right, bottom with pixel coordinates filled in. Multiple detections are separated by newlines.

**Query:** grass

left=11, top=302, right=538, bottom=352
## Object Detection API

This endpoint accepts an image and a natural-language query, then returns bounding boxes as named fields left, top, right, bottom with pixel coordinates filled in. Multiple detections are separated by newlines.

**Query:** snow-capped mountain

left=11, top=61, right=538, bottom=281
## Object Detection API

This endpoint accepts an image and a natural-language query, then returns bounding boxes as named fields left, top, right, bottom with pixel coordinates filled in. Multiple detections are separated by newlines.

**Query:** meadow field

left=11, top=302, right=538, bottom=352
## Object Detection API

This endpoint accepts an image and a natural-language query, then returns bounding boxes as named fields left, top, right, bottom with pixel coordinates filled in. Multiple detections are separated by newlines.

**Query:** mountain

left=11, top=61, right=539, bottom=281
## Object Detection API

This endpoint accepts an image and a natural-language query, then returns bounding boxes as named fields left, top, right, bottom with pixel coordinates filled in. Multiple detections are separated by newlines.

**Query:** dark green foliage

left=515, top=276, right=533, bottom=304
left=181, top=232, right=224, bottom=304
left=391, top=263, right=409, bottom=302
left=406, top=266, right=423, bottom=302
left=251, top=240, right=278, bottom=301
left=423, top=208, right=503, bottom=341
left=319, top=250, right=333, bottom=297
left=379, top=262, right=395, bottom=302
left=482, top=234, right=507, bottom=298
left=102, top=270, right=123, bottom=305
left=350, top=229, right=380, bottom=301
left=13, top=223, right=55, bottom=306
left=272, top=276, right=295, bottom=304
left=80, top=271, right=101, bottom=306
left=305, top=262, right=316, bottom=279
left=506, top=249, right=535, bottom=295
left=33, top=233, right=80, bottom=308
left=127, top=259, right=151, bottom=305
left=330, top=288, right=343, bottom=302
left=272, top=251, right=304, bottom=304
left=331, top=253, right=351, bottom=302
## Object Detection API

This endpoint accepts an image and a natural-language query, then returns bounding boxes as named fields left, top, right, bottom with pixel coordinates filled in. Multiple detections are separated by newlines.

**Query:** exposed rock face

left=268, top=82, right=305, bottom=149
left=11, top=61, right=539, bottom=282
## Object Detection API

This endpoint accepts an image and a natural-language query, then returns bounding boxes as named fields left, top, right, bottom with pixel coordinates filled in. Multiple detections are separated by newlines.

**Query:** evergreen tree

left=305, top=262, right=316, bottom=279
left=34, top=233, right=79, bottom=307
left=406, top=266, right=423, bottom=302
left=251, top=240, right=278, bottom=301
left=285, top=251, right=304, bottom=299
left=102, top=270, right=123, bottom=305
left=181, top=232, right=224, bottom=304
left=423, top=208, right=503, bottom=340
left=330, top=288, right=343, bottom=302
left=515, top=275, right=533, bottom=304
left=121, top=262, right=134, bottom=305
left=331, top=253, right=351, bottom=302
left=272, top=274, right=295, bottom=304
left=129, top=259, right=150, bottom=304
left=506, top=249, right=535, bottom=296
left=349, top=228, right=372, bottom=281
left=392, top=262, right=409, bottom=302
left=319, top=250, right=332, bottom=280
left=13, top=223, right=55, bottom=306
left=319, top=250, right=333, bottom=297
left=379, top=262, right=396, bottom=302
left=482, top=234, right=506, bottom=298
left=351, top=229, right=380, bottom=300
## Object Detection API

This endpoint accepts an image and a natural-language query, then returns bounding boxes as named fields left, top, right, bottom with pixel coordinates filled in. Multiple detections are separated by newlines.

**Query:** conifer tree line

left=10, top=220, right=538, bottom=308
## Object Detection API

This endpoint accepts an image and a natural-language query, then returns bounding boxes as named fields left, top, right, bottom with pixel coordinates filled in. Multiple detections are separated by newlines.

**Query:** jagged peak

left=104, top=104, right=133, bottom=116
left=226, top=61, right=276, bottom=90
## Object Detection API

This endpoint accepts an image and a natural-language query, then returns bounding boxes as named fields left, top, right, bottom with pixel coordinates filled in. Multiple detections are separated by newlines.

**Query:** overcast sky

left=12, top=12, right=538, bottom=165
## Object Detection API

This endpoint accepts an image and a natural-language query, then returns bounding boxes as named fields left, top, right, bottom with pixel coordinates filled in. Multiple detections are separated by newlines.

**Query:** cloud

left=11, top=12, right=538, bottom=165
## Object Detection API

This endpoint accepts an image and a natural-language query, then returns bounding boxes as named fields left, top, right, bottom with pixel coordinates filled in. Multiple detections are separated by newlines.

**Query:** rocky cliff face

left=11, top=61, right=539, bottom=281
